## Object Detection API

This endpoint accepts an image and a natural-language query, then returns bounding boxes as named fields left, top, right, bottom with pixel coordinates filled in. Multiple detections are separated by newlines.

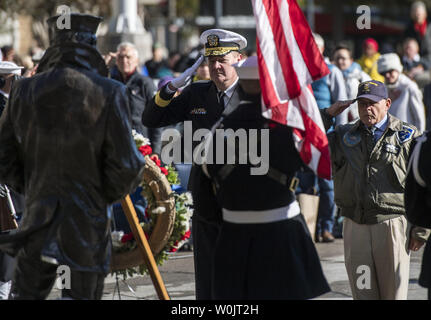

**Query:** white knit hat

left=377, top=53, right=403, bottom=74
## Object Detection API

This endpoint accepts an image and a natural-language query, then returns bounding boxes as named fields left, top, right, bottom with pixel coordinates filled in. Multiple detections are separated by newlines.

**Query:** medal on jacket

left=343, top=130, right=361, bottom=147
left=397, top=125, right=414, bottom=144
left=384, top=143, right=400, bottom=155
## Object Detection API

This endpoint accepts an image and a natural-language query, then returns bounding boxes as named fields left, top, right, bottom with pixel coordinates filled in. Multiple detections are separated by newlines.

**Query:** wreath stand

left=110, top=155, right=178, bottom=300
left=118, top=194, right=170, bottom=300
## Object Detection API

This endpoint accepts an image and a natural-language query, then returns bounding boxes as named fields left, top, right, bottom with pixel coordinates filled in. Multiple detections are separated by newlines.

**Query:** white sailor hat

left=233, top=56, right=259, bottom=80
left=200, top=29, right=247, bottom=57
left=0, top=61, right=23, bottom=75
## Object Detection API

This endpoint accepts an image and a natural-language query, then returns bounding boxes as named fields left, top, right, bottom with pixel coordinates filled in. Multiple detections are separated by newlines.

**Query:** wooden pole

left=120, top=195, right=170, bottom=300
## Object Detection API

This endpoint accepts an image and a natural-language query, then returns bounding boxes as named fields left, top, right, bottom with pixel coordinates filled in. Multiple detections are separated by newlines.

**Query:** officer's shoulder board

left=396, top=124, right=415, bottom=144
left=191, top=79, right=212, bottom=86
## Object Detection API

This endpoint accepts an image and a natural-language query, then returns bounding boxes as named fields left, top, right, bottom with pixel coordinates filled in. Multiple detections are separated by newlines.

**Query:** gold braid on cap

left=204, top=47, right=240, bottom=57
left=204, top=34, right=240, bottom=56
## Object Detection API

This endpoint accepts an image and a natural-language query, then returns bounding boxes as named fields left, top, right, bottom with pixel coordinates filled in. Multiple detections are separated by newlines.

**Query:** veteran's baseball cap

left=356, top=80, right=388, bottom=102
left=200, top=29, right=247, bottom=57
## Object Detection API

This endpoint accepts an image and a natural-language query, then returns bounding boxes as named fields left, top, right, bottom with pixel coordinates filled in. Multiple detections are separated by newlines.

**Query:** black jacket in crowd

left=110, top=66, right=163, bottom=154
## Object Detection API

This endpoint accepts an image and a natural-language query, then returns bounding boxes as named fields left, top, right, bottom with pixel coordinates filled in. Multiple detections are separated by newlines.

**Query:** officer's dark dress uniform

left=202, top=93, right=330, bottom=299
left=143, top=78, right=241, bottom=299
left=143, top=28, right=247, bottom=299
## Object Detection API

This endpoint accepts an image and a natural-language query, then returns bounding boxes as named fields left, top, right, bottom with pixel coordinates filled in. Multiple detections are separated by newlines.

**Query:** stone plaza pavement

left=47, top=238, right=428, bottom=300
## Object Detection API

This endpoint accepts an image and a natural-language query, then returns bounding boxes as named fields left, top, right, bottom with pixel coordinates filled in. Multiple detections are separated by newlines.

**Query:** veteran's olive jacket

left=322, top=111, right=429, bottom=241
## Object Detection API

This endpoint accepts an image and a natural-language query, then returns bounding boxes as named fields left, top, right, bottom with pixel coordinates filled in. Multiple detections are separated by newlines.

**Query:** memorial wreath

left=110, top=130, right=193, bottom=279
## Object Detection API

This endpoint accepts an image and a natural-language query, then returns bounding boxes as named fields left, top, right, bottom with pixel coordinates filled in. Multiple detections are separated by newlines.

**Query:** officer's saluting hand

left=167, top=55, right=204, bottom=92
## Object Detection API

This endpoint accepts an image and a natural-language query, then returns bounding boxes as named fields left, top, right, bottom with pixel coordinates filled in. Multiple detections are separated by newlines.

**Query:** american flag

left=252, top=0, right=331, bottom=179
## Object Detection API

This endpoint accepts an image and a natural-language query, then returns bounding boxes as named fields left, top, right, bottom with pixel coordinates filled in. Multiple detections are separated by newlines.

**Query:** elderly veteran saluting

left=142, top=29, right=246, bottom=300
left=321, top=80, right=430, bottom=300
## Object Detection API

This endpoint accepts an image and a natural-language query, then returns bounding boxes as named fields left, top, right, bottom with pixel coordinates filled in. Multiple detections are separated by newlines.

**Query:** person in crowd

left=15, top=55, right=34, bottom=78
left=144, top=43, right=171, bottom=79
left=402, top=38, right=430, bottom=82
left=193, top=59, right=210, bottom=82
left=321, top=80, right=429, bottom=299
left=377, top=52, right=426, bottom=132
left=1, top=46, right=15, bottom=62
left=0, top=61, right=24, bottom=300
left=403, top=1, right=431, bottom=62
left=0, top=13, right=145, bottom=300
left=202, top=55, right=330, bottom=299
left=333, top=44, right=371, bottom=122
left=167, top=51, right=182, bottom=77
left=297, top=33, right=347, bottom=243
left=357, top=38, right=385, bottom=83
left=312, top=33, right=349, bottom=126
left=143, top=28, right=246, bottom=299
left=105, top=42, right=163, bottom=155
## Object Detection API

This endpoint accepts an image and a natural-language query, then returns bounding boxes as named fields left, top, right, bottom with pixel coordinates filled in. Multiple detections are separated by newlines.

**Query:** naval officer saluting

left=143, top=29, right=247, bottom=299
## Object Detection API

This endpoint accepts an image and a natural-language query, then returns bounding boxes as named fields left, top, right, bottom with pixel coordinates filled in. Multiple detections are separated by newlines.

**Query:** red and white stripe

left=252, top=0, right=331, bottom=179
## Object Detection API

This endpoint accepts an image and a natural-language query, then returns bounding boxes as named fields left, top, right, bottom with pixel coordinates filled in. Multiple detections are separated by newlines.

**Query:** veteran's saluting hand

left=325, top=100, right=356, bottom=118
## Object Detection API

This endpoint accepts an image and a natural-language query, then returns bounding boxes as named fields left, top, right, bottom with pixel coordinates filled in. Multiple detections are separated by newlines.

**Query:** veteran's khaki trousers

left=343, top=216, right=411, bottom=300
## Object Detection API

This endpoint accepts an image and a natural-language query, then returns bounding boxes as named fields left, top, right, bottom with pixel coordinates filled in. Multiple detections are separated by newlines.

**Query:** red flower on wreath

left=169, top=230, right=192, bottom=252
left=160, top=167, right=169, bottom=176
left=139, top=145, right=153, bottom=156
left=121, top=232, right=134, bottom=243
left=150, top=155, right=162, bottom=167
left=182, top=230, right=191, bottom=241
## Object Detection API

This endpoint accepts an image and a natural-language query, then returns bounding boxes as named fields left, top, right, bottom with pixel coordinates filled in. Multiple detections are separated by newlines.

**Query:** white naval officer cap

left=200, top=29, right=247, bottom=57
left=233, top=56, right=259, bottom=80
left=0, top=61, right=23, bottom=75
